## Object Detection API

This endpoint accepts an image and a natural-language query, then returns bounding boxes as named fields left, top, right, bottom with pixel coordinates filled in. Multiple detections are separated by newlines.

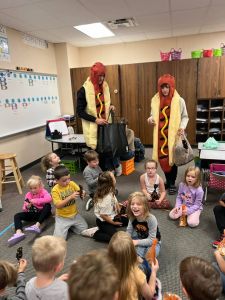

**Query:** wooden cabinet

left=196, top=99, right=225, bottom=142
left=197, top=56, right=225, bottom=98
left=157, top=59, right=198, bottom=144
left=70, top=65, right=121, bottom=133
left=120, top=62, right=156, bottom=144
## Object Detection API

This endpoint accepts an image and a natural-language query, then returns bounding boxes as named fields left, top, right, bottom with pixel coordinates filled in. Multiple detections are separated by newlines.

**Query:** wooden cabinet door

left=120, top=64, right=139, bottom=136
left=70, top=65, right=121, bottom=133
left=157, top=61, right=177, bottom=79
left=138, top=62, right=157, bottom=144
left=175, top=59, right=198, bottom=144
left=218, top=56, right=225, bottom=97
left=197, top=57, right=220, bottom=98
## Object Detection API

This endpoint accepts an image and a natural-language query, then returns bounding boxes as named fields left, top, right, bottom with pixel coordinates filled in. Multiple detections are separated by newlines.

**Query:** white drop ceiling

left=0, top=0, right=225, bottom=47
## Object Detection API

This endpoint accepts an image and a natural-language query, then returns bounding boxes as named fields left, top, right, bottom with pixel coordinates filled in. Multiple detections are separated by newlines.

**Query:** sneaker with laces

left=81, top=227, right=99, bottom=237
left=212, top=235, right=225, bottom=248
left=86, top=198, right=94, bottom=211
left=25, top=224, right=41, bottom=234
left=8, top=232, right=25, bottom=246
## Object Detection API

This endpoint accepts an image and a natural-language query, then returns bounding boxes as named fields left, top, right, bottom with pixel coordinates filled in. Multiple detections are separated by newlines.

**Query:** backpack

left=134, top=137, right=145, bottom=162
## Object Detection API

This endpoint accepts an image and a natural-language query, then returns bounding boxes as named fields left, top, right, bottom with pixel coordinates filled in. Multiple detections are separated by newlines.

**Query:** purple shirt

left=175, top=182, right=203, bottom=215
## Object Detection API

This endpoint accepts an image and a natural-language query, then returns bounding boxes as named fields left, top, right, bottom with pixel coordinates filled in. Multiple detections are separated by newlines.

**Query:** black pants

left=213, top=205, right=225, bottom=235
left=93, top=217, right=128, bottom=243
left=164, top=164, right=178, bottom=187
left=14, top=203, right=52, bottom=231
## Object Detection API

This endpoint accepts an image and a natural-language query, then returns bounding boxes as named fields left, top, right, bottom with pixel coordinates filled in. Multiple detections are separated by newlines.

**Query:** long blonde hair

left=108, top=231, right=141, bottom=300
left=126, top=191, right=150, bottom=221
left=184, top=166, right=201, bottom=188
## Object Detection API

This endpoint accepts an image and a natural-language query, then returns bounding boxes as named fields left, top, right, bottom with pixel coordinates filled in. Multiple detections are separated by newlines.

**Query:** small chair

left=0, top=153, right=25, bottom=196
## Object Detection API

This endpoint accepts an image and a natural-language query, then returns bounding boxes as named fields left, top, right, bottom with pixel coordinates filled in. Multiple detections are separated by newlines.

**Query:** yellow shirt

left=51, top=181, right=79, bottom=218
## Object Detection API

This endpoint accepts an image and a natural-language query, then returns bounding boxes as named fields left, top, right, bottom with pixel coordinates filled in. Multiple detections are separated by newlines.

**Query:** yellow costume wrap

left=151, top=90, right=181, bottom=166
left=81, top=77, right=111, bottom=149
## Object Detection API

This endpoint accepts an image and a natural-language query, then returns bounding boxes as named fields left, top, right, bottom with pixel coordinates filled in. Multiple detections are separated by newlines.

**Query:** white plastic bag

left=173, top=134, right=194, bottom=166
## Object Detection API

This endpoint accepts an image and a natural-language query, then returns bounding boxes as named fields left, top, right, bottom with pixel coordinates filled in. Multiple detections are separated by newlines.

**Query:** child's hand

left=58, top=273, right=69, bottom=281
left=219, top=200, right=225, bottom=207
left=133, top=240, right=138, bottom=246
left=113, top=221, right=123, bottom=226
left=155, top=199, right=162, bottom=205
left=18, top=259, right=27, bottom=273
left=71, top=191, right=80, bottom=200
left=151, top=258, right=159, bottom=273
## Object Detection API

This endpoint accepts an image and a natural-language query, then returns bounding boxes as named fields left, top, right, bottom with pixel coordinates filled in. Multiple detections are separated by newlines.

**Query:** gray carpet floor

left=0, top=148, right=225, bottom=299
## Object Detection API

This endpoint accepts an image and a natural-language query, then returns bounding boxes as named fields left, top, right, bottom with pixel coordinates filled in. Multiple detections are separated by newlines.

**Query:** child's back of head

left=0, top=260, right=17, bottom=290
left=180, top=256, right=222, bottom=300
left=94, top=171, right=115, bottom=202
left=68, top=249, right=118, bottom=300
left=32, top=235, right=66, bottom=274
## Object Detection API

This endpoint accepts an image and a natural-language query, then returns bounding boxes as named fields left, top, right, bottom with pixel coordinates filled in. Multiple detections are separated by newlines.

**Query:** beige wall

left=1, top=27, right=225, bottom=168
left=76, top=31, right=225, bottom=66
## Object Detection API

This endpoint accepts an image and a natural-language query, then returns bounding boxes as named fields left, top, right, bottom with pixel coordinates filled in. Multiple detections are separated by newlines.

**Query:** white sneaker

left=81, top=227, right=98, bottom=237
left=86, top=198, right=94, bottom=211
left=115, top=164, right=122, bottom=177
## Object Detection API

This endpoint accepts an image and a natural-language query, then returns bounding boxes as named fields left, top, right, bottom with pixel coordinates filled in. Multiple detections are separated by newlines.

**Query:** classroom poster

left=0, top=25, right=10, bottom=62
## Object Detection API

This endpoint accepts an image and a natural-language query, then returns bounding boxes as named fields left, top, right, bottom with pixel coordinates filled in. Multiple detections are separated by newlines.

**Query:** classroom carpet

left=0, top=148, right=225, bottom=299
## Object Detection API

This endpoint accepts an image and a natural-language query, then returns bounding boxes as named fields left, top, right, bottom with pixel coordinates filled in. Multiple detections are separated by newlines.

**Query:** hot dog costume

left=151, top=74, right=189, bottom=188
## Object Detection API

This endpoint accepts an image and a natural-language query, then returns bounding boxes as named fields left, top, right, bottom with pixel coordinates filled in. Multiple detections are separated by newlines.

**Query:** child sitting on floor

left=93, top=171, right=128, bottom=243
left=51, top=165, right=97, bottom=240
left=83, top=150, right=102, bottom=211
left=25, top=235, right=69, bottom=300
left=108, top=231, right=161, bottom=300
left=41, top=152, right=63, bottom=188
left=212, top=192, right=225, bottom=248
left=169, top=166, right=204, bottom=227
left=140, top=159, right=170, bottom=209
left=8, top=175, right=52, bottom=246
left=126, top=191, right=161, bottom=261
left=0, top=258, right=27, bottom=300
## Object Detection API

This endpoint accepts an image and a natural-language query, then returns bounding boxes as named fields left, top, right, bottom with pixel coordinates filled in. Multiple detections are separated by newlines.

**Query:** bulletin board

left=0, top=69, right=61, bottom=138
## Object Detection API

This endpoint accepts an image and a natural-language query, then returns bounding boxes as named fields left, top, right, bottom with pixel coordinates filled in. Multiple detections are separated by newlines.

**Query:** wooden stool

left=0, top=153, right=25, bottom=196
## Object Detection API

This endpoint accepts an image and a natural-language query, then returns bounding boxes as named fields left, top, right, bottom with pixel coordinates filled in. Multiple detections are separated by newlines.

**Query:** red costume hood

left=158, top=74, right=175, bottom=98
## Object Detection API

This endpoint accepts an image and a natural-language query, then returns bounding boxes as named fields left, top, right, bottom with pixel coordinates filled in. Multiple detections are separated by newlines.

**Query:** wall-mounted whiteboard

left=0, top=69, right=61, bottom=138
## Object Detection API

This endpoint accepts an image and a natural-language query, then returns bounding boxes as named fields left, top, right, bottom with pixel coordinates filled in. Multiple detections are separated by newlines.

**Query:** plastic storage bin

left=121, top=157, right=135, bottom=176
left=61, top=159, right=79, bottom=174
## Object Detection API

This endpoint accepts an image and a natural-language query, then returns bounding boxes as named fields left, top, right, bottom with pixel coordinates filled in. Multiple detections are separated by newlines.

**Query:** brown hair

left=184, top=166, right=201, bottom=188
left=0, top=260, right=18, bottom=290
left=180, top=256, right=222, bottom=300
left=126, top=192, right=150, bottom=221
left=108, top=231, right=141, bottom=300
left=32, top=236, right=66, bottom=273
left=144, top=159, right=158, bottom=169
left=84, top=150, right=99, bottom=162
left=68, top=249, right=118, bottom=300
left=54, top=165, right=70, bottom=180
left=93, top=171, right=115, bottom=204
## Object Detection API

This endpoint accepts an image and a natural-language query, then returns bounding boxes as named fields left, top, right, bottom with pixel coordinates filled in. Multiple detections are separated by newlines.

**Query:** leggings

left=14, top=203, right=52, bottom=231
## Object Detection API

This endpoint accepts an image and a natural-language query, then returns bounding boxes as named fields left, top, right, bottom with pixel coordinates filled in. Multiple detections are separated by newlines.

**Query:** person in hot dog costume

left=148, top=74, right=189, bottom=195
left=77, top=62, right=122, bottom=176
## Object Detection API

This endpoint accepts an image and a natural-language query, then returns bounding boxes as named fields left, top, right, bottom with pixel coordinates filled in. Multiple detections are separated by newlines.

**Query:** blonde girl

left=93, top=171, right=128, bottom=243
left=8, top=176, right=52, bottom=246
left=108, top=231, right=160, bottom=300
left=169, top=166, right=204, bottom=227
left=0, top=259, right=27, bottom=299
left=41, top=152, right=62, bottom=188
left=140, top=159, right=170, bottom=209
left=126, top=192, right=161, bottom=259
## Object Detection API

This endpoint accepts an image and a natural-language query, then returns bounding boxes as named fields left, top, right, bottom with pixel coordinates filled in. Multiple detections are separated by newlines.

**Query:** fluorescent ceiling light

left=74, top=22, right=114, bottom=38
